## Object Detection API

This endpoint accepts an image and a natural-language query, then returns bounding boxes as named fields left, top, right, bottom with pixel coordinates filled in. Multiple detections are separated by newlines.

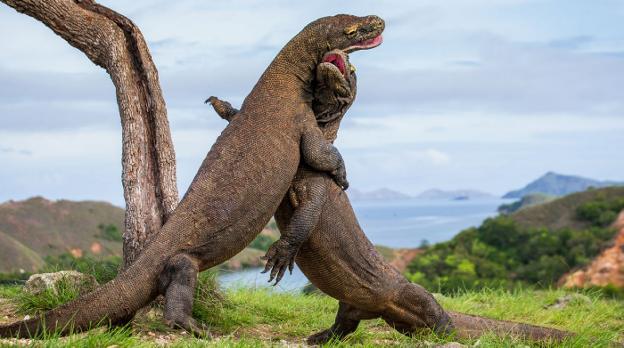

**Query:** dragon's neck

left=242, top=31, right=321, bottom=110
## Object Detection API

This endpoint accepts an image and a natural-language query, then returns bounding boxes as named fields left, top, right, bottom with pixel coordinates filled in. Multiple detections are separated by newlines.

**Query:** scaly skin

left=0, top=14, right=385, bottom=338
left=212, top=53, right=573, bottom=345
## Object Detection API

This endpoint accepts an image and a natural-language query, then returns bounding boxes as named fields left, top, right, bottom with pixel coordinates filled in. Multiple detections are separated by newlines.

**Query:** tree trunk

left=1, top=0, right=179, bottom=267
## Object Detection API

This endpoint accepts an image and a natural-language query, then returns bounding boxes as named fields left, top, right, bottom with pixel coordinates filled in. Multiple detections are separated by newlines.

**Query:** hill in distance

left=0, top=197, right=124, bottom=273
left=503, top=172, right=623, bottom=199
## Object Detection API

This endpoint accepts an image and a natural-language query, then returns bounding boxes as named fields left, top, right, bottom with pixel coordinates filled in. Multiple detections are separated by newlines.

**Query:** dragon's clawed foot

left=261, top=239, right=297, bottom=286
left=306, top=328, right=335, bottom=345
left=165, top=317, right=210, bottom=338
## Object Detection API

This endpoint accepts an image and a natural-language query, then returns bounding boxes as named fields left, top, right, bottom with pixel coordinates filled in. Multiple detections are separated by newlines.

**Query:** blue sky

left=1, top=0, right=623, bottom=206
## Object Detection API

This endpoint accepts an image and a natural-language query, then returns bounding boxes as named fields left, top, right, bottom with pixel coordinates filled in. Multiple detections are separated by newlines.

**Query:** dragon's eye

left=344, top=25, right=358, bottom=37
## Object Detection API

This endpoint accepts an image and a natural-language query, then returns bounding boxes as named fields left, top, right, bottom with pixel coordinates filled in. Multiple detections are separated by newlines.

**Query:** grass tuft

left=192, top=270, right=228, bottom=327
left=13, top=277, right=81, bottom=314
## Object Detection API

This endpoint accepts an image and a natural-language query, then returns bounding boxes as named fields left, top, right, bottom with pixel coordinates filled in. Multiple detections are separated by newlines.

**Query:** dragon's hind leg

left=307, top=302, right=378, bottom=344
left=158, top=253, right=207, bottom=336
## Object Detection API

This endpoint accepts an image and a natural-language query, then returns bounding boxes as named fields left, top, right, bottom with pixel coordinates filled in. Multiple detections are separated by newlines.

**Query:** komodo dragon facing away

left=0, top=14, right=385, bottom=338
left=210, top=54, right=573, bottom=345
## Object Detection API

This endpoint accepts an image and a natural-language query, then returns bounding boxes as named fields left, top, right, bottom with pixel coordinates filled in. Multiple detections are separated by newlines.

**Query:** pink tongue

left=362, top=35, right=383, bottom=47
left=323, top=54, right=345, bottom=75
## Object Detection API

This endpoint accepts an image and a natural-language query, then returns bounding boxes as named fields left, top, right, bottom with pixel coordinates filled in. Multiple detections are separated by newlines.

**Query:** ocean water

left=219, top=198, right=509, bottom=291
left=351, top=198, right=509, bottom=247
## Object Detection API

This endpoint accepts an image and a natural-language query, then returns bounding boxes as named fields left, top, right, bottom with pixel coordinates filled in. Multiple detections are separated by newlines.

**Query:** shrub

left=96, top=223, right=123, bottom=242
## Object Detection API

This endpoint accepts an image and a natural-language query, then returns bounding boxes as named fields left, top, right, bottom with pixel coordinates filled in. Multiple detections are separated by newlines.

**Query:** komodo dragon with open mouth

left=209, top=51, right=573, bottom=345
left=0, top=14, right=385, bottom=338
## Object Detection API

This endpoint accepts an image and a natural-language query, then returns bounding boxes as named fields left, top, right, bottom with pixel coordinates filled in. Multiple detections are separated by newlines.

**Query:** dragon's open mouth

left=345, top=34, right=383, bottom=53
left=323, top=52, right=347, bottom=77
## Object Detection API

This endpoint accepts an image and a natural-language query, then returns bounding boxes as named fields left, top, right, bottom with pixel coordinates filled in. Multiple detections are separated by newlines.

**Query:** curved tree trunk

left=1, top=0, right=179, bottom=267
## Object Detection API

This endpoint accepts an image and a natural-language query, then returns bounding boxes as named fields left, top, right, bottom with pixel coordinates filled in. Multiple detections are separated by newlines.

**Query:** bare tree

left=1, top=0, right=179, bottom=267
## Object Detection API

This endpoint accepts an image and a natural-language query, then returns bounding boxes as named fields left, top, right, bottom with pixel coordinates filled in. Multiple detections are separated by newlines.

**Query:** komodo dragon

left=0, top=14, right=385, bottom=338
left=209, top=53, right=573, bottom=345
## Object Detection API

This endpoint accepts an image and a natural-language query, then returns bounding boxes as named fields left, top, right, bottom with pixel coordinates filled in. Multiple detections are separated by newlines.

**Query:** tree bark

left=1, top=0, right=179, bottom=267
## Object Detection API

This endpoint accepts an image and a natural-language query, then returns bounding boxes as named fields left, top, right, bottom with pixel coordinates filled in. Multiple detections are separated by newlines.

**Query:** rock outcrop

left=24, top=271, right=98, bottom=295
left=560, top=211, right=624, bottom=288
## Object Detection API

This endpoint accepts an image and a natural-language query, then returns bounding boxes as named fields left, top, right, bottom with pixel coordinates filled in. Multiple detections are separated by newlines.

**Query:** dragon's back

left=159, top=105, right=304, bottom=268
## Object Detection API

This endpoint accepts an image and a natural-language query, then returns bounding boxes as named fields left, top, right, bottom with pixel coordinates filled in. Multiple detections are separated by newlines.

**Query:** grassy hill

left=510, top=186, right=624, bottom=230
left=0, top=197, right=124, bottom=273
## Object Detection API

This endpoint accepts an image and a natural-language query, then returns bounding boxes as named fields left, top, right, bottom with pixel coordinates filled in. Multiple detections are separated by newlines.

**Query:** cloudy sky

left=1, top=0, right=623, bottom=206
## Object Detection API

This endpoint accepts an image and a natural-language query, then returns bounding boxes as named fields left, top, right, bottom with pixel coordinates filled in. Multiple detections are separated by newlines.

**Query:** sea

left=219, top=198, right=510, bottom=291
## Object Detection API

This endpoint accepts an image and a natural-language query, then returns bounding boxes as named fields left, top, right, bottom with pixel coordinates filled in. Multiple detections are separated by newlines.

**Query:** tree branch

left=1, top=0, right=179, bottom=267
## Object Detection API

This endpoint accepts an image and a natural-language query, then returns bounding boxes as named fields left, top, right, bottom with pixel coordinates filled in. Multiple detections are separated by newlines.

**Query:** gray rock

left=545, top=293, right=591, bottom=309
left=24, top=271, right=98, bottom=295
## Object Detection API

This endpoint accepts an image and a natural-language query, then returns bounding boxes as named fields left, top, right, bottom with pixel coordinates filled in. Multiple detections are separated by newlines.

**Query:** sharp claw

left=275, top=267, right=287, bottom=285
left=270, top=260, right=284, bottom=281
left=262, top=258, right=275, bottom=274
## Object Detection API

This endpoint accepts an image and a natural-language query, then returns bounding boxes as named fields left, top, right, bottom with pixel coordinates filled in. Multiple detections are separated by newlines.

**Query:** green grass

left=9, top=278, right=85, bottom=315
left=1, top=284, right=622, bottom=347
left=0, top=285, right=20, bottom=299
left=7, top=327, right=143, bottom=348
left=437, top=288, right=623, bottom=347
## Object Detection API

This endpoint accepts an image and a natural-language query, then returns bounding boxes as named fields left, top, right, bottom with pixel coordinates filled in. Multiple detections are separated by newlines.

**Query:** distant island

left=348, top=188, right=411, bottom=201
left=349, top=187, right=495, bottom=201
left=503, top=172, right=623, bottom=199
left=415, top=189, right=495, bottom=200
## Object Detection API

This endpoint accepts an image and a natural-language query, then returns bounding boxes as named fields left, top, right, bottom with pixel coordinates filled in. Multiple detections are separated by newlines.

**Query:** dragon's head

left=315, top=14, right=385, bottom=53
left=301, top=14, right=384, bottom=77
left=301, top=15, right=382, bottom=140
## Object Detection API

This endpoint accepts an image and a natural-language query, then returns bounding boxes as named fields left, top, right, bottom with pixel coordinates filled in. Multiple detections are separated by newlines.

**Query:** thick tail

left=0, top=254, right=161, bottom=338
left=448, top=311, right=572, bottom=342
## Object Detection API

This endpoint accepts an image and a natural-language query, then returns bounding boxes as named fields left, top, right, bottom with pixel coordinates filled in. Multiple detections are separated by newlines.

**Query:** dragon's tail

left=449, top=311, right=572, bottom=342
left=0, top=255, right=160, bottom=338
